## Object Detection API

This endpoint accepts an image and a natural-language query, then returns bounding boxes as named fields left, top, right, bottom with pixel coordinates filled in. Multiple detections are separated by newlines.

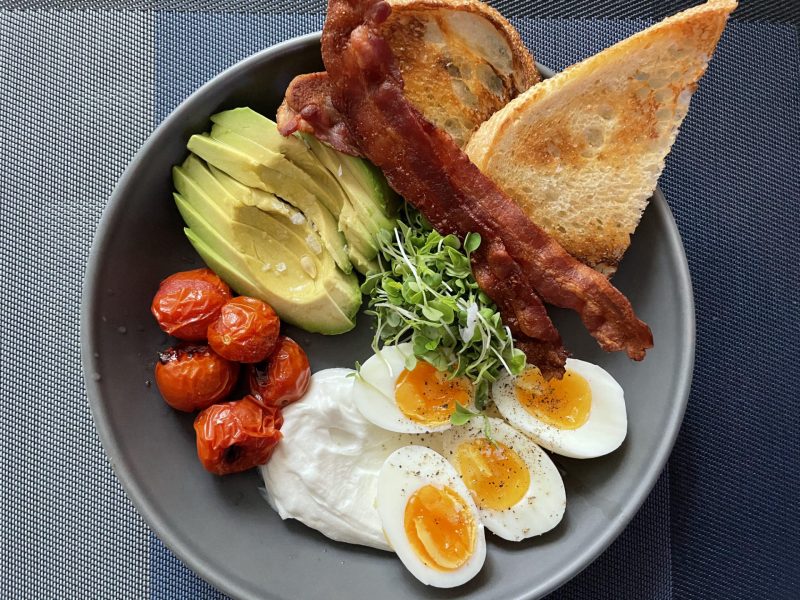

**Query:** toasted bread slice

left=382, top=0, right=539, bottom=147
left=466, top=0, right=736, bottom=275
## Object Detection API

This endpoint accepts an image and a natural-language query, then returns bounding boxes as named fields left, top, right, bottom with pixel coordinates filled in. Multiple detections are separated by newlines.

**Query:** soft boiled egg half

left=377, top=445, right=486, bottom=587
left=441, top=418, right=565, bottom=541
left=353, top=344, right=475, bottom=433
left=493, top=358, right=627, bottom=459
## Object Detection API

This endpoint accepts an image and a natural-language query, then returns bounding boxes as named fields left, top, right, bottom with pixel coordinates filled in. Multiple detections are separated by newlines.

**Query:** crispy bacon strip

left=277, top=72, right=363, bottom=157
left=321, top=0, right=653, bottom=370
left=471, top=253, right=569, bottom=378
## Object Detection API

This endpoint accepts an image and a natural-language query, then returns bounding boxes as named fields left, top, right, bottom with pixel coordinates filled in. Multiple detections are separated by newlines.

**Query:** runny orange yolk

left=514, top=368, right=592, bottom=429
left=403, top=484, right=476, bottom=570
left=395, top=361, right=472, bottom=426
left=455, top=439, right=530, bottom=511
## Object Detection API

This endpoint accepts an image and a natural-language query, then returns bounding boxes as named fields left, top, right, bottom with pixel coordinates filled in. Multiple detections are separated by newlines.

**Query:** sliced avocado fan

left=173, top=155, right=360, bottom=334
left=187, top=133, right=352, bottom=274
left=175, top=107, right=400, bottom=334
left=208, top=108, right=396, bottom=275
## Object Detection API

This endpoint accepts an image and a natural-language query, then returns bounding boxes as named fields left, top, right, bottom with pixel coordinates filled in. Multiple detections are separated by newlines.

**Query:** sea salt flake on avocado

left=306, top=234, right=323, bottom=255
left=301, top=256, right=318, bottom=278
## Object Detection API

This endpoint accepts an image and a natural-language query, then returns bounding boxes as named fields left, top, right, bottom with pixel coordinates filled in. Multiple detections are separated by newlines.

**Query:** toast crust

left=466, top=0, right=737, bottom=274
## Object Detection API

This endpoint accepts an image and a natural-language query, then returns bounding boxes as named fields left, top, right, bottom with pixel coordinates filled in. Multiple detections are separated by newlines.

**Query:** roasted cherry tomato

left=248, top=336, right=311, bottom=408
left=151, top=268, right=232, bottom=341
left=207, top=296, right=280, bottom=363
left=155, top=344, right=239, bottom=412
left=194, top=395, right=283, bottom=475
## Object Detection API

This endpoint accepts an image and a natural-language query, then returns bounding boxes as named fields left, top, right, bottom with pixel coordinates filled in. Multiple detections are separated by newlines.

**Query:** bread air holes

left=598, top=104, right=615, bottom=120
left=445, top=62, right=462, bottom=78
left=585, top=127, right=604, bottom=148
left=635, top=86, right=650, bottom=101
left=654, top=88, right=673, bottom=104
left=545, top=141, right=561, bottom=159
left=545, top=189, right=560, bottom=205
left=669, top=45, right=689, bottom=59
left=655, top=108, right=671, bottom=121
left=581, top=128, right=604, bottom=159
left=451, top=79, right=478, bottom=109
left=476, top=63, right=505, bottom=97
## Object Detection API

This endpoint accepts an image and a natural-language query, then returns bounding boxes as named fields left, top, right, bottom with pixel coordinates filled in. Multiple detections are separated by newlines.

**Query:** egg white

left=377, top=445, right=486, bottom=588
left=493, top=358, right=627, bottom=459
left=354, top=344, right=472, bottom=434
left=441, top=418, right=566, bottom=541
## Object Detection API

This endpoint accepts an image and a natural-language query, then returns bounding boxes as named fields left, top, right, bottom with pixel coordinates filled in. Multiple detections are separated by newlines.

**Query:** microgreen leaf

left=464, top=232, right=481, bottom=255
left=421, top=305, right=443, bottom=321
left=483, top=415, right=497, bottom=447
left=363, top=203, right=527, bottom=412
left=451, top=402, right=479, bottom=426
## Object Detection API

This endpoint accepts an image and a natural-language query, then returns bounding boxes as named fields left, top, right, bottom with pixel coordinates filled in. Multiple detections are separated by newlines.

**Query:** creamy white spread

left=261, top=368, right=437, bottom=551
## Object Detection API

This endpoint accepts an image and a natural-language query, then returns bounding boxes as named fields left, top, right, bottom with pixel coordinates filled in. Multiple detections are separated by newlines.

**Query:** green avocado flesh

left=174, top=156, right=360, bottom=334
left=175, top=107, right=398, bottom=335
left=209, top=108, right=395, bottom=275
left=187, top=133, right=352, bottom=274
left=299, top=132, right=397, bottom=232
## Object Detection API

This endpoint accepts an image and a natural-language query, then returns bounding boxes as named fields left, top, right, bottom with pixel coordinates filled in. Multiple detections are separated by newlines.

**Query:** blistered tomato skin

left=155, top=344, right=239, bottom=412
left=194, top=396, right=284, bottom=475
left=248, top=336, right=311, bottom=408
left=208, top=297, right=280, bottom=363
left=151, top=268, right=232, bottom=341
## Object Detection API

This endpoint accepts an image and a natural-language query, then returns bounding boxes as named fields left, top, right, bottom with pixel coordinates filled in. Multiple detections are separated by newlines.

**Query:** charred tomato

left=207, top=296, right=280, bottom=363
left=248, top=336, right=311, bottom=408
left=155, top=344, right=239, bottom=412
left=194, top=395, right=283, bottom=475
left=151, top=268, right=232, bottom=341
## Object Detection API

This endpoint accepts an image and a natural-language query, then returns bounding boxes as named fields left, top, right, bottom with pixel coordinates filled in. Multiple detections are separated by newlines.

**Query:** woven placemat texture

left=1, top=2, right=798, bottom=599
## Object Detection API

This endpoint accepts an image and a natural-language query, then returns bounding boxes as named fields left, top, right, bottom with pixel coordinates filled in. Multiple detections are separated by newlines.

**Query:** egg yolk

left=395, top=361, right=472, bottom=426
left=455, top=439, right=530, bottom=511
left=404, top=484, right=476, bottom=571
left=514, top=368, right=592, bottom=429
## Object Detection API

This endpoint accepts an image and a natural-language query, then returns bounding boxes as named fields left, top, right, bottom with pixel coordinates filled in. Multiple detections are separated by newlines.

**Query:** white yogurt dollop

left=261, top=368, right=439, bottom=550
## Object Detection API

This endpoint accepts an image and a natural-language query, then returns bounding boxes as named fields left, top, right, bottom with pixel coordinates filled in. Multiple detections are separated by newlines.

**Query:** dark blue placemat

left=2, top=3, right=798, bottom=599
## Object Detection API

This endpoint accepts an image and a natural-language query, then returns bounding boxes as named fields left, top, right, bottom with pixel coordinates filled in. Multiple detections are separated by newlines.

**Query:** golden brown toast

left=466, top=0, right=737, bottom=275
left=382, top=0, right=539, bottom=147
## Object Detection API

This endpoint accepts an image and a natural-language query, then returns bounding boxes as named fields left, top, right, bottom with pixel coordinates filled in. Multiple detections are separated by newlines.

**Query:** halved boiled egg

left=377, top=445, right=486, bottom=587
left=493, top=358, right=627, bottom=459
left=441, top=418, right=565, bottom=541
left=354, top=344, right=474, bottom=433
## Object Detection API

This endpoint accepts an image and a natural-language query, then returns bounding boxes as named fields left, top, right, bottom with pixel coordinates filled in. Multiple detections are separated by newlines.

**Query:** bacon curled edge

left=320, top=0, right=653, bottom=375
left=277, top=72, right=363, bottom=157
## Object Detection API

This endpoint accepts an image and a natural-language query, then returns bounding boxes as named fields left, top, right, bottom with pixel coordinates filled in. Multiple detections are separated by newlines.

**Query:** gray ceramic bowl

left=82, top=32, right=694, bottom=600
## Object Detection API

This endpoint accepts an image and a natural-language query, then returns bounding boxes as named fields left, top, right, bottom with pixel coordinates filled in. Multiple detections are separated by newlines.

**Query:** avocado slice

left=339, top=203, right=381, bottom=256
left=201, top=164, right=362, bottom=312
left=208, top=126, right=344, bottom=219
left=175, top=156, right=360, bottom=313
left=300, top=132, right=397, bottom=233
left=345, top=242, right=380, bottom=276
left=178, top=205, right=357, bottom=335
left=209, top=109, right=351, bottom=216
left=187, top=133, right=352, bottom=274
left=173, top=157, right=361, bottom=333
left=209, top=109, right=382, bottom=274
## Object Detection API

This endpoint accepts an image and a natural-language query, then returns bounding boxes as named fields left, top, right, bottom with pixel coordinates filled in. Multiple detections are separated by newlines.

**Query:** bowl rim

left=81, top=30, right=695, bottom=600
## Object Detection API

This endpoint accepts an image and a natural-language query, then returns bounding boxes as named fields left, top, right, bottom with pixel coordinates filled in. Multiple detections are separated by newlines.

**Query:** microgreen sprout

left=362, top=204, right=527, bottom=410
left=451, top=402, right=480, bottom=426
